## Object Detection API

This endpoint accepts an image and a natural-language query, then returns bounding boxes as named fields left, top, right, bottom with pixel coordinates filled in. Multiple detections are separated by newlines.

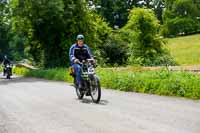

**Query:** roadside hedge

left=13, top=67, right=200, bottom=99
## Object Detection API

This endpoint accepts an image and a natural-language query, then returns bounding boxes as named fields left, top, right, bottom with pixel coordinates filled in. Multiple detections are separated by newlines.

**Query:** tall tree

left=11, top=0, right=90, bottom=67
left=0, top=0, right=9, bottom=60
left=162, top=0, right=200, bottom=36
left=89, top=0, right=166, bottom=28
left=121, top=8, right=174, bottom=66
left=11, top=0, right=111, bottom=67
left=89, top=0, right=142, bottom=28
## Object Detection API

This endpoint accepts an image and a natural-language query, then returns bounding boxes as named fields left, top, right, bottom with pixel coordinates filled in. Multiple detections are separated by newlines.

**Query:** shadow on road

left=0, top=76, right=44, bottom=85
left=80, top=98, right=109, bottom=106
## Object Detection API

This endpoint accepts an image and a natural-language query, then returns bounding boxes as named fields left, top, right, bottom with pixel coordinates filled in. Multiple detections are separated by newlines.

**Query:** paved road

left=0, top=75, right=200, bottom=133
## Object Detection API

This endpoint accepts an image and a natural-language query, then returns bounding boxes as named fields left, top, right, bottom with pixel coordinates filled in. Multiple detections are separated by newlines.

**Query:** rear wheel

left=91, top=76, right=101, bottom=103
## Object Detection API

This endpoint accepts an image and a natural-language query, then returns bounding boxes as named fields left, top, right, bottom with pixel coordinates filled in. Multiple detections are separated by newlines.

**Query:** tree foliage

left=11, top=0, right=111, bottom=67
left=162, top=0, right=200, bottom=36
left=89, top=0, right=166, bottom=28
left=1, top=0, right=199, bottom=67
left=98, top=33, right=128, bottom=66
left=121, top=8, right=175, bottom=66
left=0, top=0, right=9, bottom=61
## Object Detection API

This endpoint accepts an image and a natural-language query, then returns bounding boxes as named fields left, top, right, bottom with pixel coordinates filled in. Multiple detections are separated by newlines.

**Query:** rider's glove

left=91, top=58, right=96, bottom=64
left=74, top=59, right=80, bottom=64
left=93, top=59, right=96, bottom=64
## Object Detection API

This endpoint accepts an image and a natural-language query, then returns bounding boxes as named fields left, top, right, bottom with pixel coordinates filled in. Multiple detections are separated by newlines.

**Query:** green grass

left=98, top=69, right=200, bottom=99
left=13, top=67, right=73, bottom=82
left=0, top=66, right=2, bottom=72
left=168, top=34, right=200, bottom=66
left=13, top=67, right=200, bottom=99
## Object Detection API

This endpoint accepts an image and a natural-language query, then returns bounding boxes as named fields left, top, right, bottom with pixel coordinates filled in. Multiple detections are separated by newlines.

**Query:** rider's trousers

left=72, top=64, right=82, bottom=85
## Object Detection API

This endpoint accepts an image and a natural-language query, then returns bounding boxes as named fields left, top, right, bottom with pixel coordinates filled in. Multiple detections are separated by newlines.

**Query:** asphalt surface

left=0, top=74, right=200, bottom=133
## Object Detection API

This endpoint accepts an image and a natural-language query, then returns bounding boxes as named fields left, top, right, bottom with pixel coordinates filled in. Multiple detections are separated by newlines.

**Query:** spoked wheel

left=76, top=87, right=84, bottom=99
left=90, top=76, right=101, bottom=103
left=74, top=80, right=84, bottom=99
left=6, top=69, right=12, bottom=79
left=6, top=72, right=11, bottom=79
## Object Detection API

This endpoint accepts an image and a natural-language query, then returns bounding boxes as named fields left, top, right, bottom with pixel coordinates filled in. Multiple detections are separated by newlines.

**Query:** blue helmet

left=76, top=34, right=84, bottom=40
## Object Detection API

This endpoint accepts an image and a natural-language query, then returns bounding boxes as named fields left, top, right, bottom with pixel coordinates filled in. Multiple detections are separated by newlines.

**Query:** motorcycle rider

left=69, top=34, right=94, bottom=89
left=2, top=55, right=12, bottom=76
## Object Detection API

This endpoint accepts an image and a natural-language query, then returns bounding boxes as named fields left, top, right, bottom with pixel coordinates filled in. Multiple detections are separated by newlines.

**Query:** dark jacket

left=3, top=59, right=11, bottom=66
left=69, top=44, right=93, bottom=64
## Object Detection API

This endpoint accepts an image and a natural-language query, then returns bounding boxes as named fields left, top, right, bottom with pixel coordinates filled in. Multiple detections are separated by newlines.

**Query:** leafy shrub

left=98, top=33, right=128, bottom=66
left=13, top=67, right=29, bottom=75
left=121, top=8, right=175, bottom=66
left=0, top=66, right=3, bottom=72
left=14, top=67, right=73, bottom=82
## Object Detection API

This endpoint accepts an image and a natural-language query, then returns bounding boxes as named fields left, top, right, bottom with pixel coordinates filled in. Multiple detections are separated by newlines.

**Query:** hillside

left=168, top=34, right=200, bottom=66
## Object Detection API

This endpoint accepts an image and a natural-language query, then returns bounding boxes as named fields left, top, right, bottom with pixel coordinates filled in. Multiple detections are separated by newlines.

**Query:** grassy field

left=168, top=34, right=200, bottom=66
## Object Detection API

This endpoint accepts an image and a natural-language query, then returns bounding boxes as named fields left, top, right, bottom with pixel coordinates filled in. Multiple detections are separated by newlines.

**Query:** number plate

left=88, top=67, right=94, bottom=74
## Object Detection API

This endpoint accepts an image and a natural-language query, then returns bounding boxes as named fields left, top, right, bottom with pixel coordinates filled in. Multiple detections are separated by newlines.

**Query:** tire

left=5, top=69, right=10, bottom=79
left=76, top=87, right=84, bottom=99
left=91, top=76, right=101, bottom=103
left=7, top=68, right=12, bottom=79
left=74, top=79, right=84, bottom=99
left=6, top=74, right=10, bottom=79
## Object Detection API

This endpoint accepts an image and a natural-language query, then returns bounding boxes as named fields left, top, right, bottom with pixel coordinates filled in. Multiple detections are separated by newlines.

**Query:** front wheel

left=74, top=80, right=84, bottom=99
left=6, top=69, right=11, bottom=79
left=90, top=76, right=101, bottom=103
left=6, top=74, right=10, bottom=79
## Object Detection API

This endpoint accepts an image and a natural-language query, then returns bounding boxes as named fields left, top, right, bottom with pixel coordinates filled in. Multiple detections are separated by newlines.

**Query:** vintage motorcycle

left=4, top=64, right=13, bottom=79
left=71, top=59, right=101, bottom=103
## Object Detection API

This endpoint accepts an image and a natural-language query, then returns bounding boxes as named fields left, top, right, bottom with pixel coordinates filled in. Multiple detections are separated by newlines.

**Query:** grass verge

left=0, top=66, right=2, bottom=72
left=13, top=67, right=200, bottom=99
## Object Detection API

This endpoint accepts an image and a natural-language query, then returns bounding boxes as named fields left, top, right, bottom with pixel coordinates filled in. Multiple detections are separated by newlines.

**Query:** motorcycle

left=71, top=59, right=101, bottom=103
left=4, top=64, right=13, bottom=79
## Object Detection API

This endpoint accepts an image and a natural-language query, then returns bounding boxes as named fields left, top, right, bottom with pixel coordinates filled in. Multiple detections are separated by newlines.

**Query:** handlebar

left=76, top=59, right=96, bottom=66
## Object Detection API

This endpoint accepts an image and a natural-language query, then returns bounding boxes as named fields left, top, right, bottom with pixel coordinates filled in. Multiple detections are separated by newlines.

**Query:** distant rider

left=2, top=55, right=12, bottom=76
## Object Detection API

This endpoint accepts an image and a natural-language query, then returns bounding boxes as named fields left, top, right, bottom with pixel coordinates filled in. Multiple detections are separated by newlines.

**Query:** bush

left=121, top=8, right=175, bottom=66
left=98, top=33, right=128, bottom=66
left=132, top=53, right=177, bottom=66
left=0, top=66, right=3, bottom=72
left=13, top=67, right=73, bottom=82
